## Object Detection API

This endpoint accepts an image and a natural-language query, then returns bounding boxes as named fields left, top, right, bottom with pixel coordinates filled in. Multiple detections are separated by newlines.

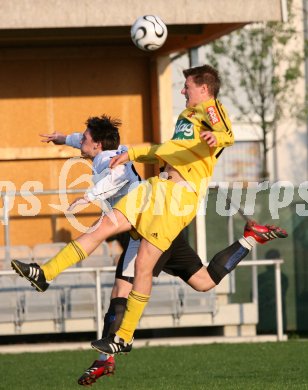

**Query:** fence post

left=275, top=262, right=283, bottom=341
left=95, top=269, right=103, bottom=339
left=3, top=194, right=11, bottom=262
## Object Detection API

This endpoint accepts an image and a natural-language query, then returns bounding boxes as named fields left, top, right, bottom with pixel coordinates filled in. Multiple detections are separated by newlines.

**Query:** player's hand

left=67, top=195, right=89, bottom=212
left=200, top=131, right=217, bottom=147
left=40, top=132, right=67, bottom=145
left=109, top=152, right=129, bottom=168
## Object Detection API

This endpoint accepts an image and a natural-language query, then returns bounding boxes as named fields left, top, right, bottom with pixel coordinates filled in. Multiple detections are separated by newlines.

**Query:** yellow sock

left=41, top=241, right=88, bottom=281
left=116, top=290, right=150, bottom=342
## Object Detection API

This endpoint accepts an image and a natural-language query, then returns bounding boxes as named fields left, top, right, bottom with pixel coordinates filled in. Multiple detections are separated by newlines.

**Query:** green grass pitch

left=1, top=341, right=308, bottom=389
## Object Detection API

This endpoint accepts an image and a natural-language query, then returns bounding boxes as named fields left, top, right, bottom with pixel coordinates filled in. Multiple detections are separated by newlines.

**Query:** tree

left=205, top=0, right=307, bottom=180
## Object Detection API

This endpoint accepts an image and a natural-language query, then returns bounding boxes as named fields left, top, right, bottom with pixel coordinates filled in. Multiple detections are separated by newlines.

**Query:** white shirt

left=66, top=133, right=140, bottom=207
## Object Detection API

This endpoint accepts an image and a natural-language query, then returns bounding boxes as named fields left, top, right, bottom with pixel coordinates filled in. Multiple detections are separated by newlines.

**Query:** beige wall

left=0, top=45, right=157, bottom=246
left=0, top=0, right=284, bottom=28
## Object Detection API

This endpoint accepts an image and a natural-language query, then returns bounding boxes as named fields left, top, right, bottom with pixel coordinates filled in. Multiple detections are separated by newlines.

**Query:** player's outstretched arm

left=40, top=132, right=67, bottom=145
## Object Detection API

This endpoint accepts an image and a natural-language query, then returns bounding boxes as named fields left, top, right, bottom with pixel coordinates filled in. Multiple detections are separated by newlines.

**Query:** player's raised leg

left=11, top=209, right=131, bottom=291
left=187, top=220, right=288, bottom=290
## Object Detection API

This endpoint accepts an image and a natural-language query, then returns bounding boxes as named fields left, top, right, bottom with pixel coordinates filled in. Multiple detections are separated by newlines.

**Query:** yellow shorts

left=114, top=176, right=198, bottom=251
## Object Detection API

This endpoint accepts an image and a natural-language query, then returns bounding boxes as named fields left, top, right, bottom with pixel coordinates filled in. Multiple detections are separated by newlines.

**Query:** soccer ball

left=131, top=15, right=168, bottom=51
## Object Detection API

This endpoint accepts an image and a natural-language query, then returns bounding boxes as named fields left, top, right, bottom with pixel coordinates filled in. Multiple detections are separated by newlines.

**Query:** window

left=213, top=141, right=262, bottom=182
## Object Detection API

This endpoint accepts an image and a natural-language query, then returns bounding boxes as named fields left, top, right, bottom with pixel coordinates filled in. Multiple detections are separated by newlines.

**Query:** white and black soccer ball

left=131, top=15, right=168, bottom=51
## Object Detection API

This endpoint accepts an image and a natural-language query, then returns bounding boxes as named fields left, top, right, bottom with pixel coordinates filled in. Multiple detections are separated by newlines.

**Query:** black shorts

left=106, top=232, right=130, bottom=250
left=115, top=231, right=203, bottom=283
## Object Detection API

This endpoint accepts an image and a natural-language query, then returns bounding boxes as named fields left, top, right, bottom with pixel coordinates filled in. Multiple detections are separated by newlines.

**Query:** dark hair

left=183, top=64, right=221, bottom=98
left=85, top=115, right=121, bottom=150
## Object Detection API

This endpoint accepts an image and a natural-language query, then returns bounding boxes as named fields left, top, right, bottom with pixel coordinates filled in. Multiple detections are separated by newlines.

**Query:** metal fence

left=0, top=259, right=285, bottom=340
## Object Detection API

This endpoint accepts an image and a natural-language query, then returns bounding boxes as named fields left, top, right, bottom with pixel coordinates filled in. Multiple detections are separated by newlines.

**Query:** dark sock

left=102, top=297, right=128, bottom=337
left=207, top=241, right=249, bottom=284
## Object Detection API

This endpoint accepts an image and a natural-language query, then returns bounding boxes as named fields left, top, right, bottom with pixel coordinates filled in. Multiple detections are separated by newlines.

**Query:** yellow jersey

left=128, top=98, right=234, bottom=195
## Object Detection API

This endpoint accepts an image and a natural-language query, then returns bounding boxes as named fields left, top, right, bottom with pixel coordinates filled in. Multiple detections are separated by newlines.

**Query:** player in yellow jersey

left=11, top=64, right=288, bottom=357
left=89, top=65, right=235, bottom=353
left=90, top=64, right=286, bottom=354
